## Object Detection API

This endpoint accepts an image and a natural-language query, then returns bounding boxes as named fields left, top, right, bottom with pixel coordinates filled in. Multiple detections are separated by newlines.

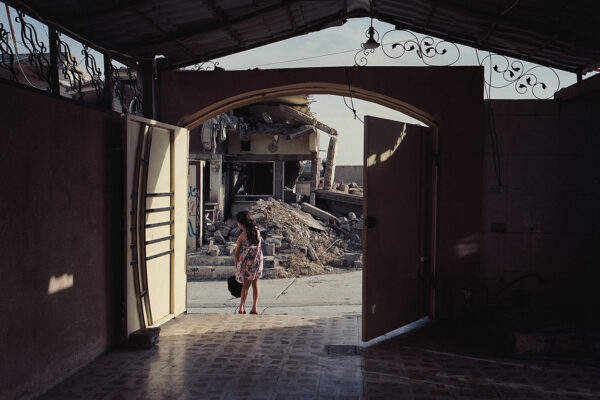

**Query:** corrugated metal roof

left=8, top=0, right=600, bottom=72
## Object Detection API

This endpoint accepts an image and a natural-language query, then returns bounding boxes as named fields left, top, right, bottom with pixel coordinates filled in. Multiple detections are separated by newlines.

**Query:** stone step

left=187, top=265, right=281, bottom=281
left=187, top=255, right=234, bottom=266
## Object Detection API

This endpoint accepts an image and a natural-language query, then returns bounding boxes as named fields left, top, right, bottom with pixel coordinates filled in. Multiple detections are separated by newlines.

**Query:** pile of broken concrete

left=198, top=198, right=363, bottom=278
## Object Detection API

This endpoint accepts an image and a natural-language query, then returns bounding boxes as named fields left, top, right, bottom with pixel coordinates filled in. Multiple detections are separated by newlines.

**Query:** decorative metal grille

left=82, top=45, right=104, bottom=99
left=353, top=26, right=561, bottom=99
left=15, top=9, right=50, bottom=90
left=109, top=62, right=143, bottom=115
left=354, top=28, right=460, bottom=67
left=0, top=22, right=19, bottom=81
left=181, top=60, right=221, bottom=71
left=479, top=53, right=560, bottom=100
left=56, top=32, right=84, bottom=100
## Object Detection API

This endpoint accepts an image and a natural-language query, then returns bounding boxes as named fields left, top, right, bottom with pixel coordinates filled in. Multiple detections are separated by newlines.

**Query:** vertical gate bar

left=141, top=60, right=154, bottom=119
left=138, top=125, right=155, bottom=326
left=48, top=28, right=60, bottom=96
left=103, top=56, right=114, bottom=110
left=129, top=122, right=147, bottom=329
left=169, top=130, right=175, bottom=314
left=429, top=127, right=440, bottom=319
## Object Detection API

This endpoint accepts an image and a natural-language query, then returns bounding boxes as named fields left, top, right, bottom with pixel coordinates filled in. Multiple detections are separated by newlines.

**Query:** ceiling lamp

left=362, top=25, right=380, bottom=50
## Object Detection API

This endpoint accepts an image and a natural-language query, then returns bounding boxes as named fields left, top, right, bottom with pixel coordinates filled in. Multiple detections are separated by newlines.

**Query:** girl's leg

left=250, top=279, right=260, bottom=313
left=239, top=281, right=251, bottom=313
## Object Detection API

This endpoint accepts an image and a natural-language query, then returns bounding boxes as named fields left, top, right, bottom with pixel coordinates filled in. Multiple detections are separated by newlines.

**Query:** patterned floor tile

left=35, top=314, right=600, bottom=400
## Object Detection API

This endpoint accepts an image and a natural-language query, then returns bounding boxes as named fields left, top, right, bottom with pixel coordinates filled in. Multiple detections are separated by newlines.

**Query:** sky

left=209, top=17, right=579, bottom=165
left=0, top=7, right=587, bottom=165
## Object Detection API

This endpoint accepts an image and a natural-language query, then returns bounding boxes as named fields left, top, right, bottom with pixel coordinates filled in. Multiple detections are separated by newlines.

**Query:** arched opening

left=153, top=65, right=484, bottom=338
left=178, top=83, right=438, bottom=130
left=183, top=86, right=439, bottom=341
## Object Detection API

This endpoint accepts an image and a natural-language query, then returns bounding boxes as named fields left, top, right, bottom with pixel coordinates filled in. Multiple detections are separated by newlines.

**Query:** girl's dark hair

left=236, top=211, right=259, bottom=245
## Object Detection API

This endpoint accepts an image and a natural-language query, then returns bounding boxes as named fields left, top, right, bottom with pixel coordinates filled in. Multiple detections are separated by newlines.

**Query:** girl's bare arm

left=233, top=232, right=245, bottom=264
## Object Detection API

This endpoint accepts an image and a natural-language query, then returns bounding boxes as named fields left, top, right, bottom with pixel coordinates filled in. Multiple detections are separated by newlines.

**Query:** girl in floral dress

left=234, top=211, right=263, bottom=314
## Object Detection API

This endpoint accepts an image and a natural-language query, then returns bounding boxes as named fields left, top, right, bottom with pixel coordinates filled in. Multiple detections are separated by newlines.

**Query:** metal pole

left=48, top=28, right=60, bottom=96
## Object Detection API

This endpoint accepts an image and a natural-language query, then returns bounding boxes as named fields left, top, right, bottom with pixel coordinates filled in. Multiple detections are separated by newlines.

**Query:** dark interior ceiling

left=9, top=0, right=600, bottom=73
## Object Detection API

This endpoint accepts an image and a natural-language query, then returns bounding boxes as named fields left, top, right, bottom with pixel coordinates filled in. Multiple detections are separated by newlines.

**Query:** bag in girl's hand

left=227, top=275, right=242, bottom=298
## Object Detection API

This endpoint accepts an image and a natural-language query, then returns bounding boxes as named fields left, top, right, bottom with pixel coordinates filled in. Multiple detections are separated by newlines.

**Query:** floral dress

left=235, top=231, right=263, bottom=283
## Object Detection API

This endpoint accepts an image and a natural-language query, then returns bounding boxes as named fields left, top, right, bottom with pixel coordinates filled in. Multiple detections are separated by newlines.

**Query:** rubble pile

left=330, top=181, right=363, bottom=196
left=202, top=198, right=363, bottom=277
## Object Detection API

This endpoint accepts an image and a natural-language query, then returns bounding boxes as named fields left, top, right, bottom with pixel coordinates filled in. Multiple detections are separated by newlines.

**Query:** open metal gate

left=125, top=115, right=189, bottom=334
left=363, top=115, right=435, bottom=341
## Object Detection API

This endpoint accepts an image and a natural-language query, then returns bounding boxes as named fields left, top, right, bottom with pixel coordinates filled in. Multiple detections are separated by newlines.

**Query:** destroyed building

left=188, top=198, right=363, bottom=280
left=187, top=95, right=341, bottom=251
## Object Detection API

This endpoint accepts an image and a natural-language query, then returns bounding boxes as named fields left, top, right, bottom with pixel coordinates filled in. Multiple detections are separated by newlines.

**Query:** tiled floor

left=37, top=314, right=600, bottom=399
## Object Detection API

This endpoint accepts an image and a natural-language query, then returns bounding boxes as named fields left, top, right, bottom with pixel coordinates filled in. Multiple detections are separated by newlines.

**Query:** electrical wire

left=228, top=40, right=411, bottom=70
left=476, top=49, right=503, bottom=186
left=343, top=67, right=364, bottom=124
left=232, top=47, right=361, bottom=70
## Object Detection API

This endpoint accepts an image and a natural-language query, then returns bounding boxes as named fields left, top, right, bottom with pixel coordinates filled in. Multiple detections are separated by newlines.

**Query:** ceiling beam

left=434, top=0, right=597, bottom=49
left=285, top=3, right=297, bottom=31
left=118, top=0, right=307, bottom=52
left=130, top=5, right=197, bottom=59
left=163, top=10, right=353, bottom=71
left=53, top=0, right=156, bottom=24
left=423, top=1, right=438, bottom=30
left=477, top=0, right=522, bottom=44
left=203, top=0, right=244, bottom=46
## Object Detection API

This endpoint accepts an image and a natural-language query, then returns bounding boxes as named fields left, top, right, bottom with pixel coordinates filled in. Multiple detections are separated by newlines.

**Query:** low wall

left=334, top=165, right=363, bottom=186
left=0, top=82, right=123, bottom=399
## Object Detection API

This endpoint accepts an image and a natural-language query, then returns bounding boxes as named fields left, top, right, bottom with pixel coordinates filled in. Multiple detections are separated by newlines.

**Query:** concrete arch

left=158, top=66, right=485, bottom=318
left=175, top=82, right=437, bottom=130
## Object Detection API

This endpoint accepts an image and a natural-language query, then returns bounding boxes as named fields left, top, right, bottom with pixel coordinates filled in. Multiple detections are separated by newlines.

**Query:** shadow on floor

left=37, top=314, right=600, bottom=400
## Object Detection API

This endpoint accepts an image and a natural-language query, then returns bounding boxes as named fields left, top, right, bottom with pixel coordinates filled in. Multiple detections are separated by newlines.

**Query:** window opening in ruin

left=231, top=161, right=275, bottom=199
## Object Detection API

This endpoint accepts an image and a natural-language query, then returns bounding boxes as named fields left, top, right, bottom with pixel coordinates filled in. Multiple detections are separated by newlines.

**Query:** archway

left=158, top=66, right=485, bottom=322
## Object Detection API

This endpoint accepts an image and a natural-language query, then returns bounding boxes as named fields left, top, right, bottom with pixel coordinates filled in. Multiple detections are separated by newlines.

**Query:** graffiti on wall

left=187, top=163, right=200, bottom=251
left=188, top=185, right=199, bottom=239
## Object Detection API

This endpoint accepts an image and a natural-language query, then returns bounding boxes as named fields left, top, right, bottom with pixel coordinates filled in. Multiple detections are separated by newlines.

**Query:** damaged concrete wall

left=483, top=97, right=600, bottom=310
left=334, top=165, right=363, bottom=186
left=0, top=82, right=123, bottom=399
left=227, top=131, right=317, bottom=155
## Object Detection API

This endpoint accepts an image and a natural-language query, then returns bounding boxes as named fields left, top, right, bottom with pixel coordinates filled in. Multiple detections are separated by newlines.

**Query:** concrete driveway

left=187, top=270, right=362, bottom=315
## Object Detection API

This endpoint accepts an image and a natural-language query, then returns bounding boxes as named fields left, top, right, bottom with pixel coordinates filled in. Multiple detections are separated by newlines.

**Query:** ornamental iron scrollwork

left=0, top=23, right=19, bottom=81
left=354, top=28, right=460, bottom=67
left=479, top=53, right=560, bottom=99
left=126, top=67, right=143, bottom=114
left=81, top=45, right=104, bottom=99
left=380, top=30, right=460, bottom=66
left=56, top=32, right=84, bottom=100
left=182, top=60, right=221, bottom=71
left=109, top=62, right=125, bottom=112
left=15, top=10, right=50, bottom=90
left=109, top=62, right=143, bottom=115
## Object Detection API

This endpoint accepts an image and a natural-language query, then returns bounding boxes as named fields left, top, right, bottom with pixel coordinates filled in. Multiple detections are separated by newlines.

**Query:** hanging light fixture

left=362, top=22, right=380, bottom=50
left=362, top=0, right=379, bottom=50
